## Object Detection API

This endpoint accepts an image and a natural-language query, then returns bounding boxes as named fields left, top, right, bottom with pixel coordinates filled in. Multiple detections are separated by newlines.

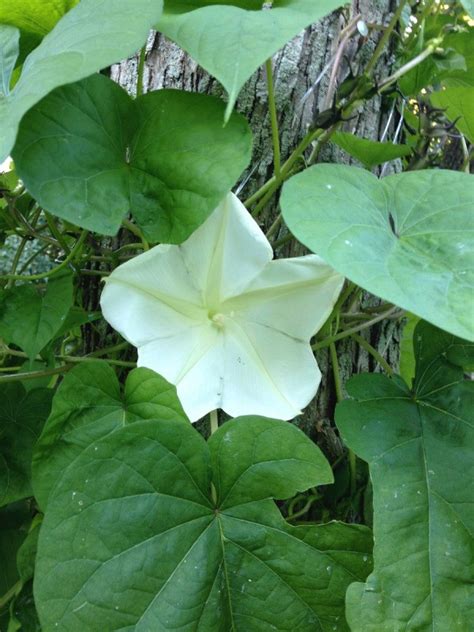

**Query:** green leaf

left=0, top=25, right=19, bottom=96
left=158, top=0, right=344, bottom=119
left=399, top=312, right=420, bottom=388
left=0, top=384, right=53, bottom=507
left=51, top=306, right=100, bottom=341
left=446, top=340, right=474, bottom=370
left=16, top=521, right=40, bottom=583
left=431, top=86, right=474, bottom=143
left=32, top=361, right=188, bottom=509
left=5, top=581, right=41, bottom=632
left=0, top=502, right=30, bottom=598
left=210, top=415, right=332, bottom=508
left=281, top=164, right=474, bottom=340
left=0, top=0, right=79, bottom=37
left=336, top=321, right=474, bottom=631
left=331, top=132, right=411, bottom=169
left=0, top=271, right=73, bottom=360
left=400, top=29, right=474, bottom=95
left=35, top=417, right=372, bottom=631
left=13, top=74, right=252, bottom=242
left=0, top=0, right=164, bottom=162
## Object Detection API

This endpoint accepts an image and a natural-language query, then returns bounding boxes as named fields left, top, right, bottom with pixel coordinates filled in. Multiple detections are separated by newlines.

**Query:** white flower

left=0, top=157, right=12, bottom=173
left=100, top=192, right=344, bottom=422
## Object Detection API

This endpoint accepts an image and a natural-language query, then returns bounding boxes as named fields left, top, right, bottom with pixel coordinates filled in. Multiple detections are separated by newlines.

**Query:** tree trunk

left=110, top=0, right=400, bottom=461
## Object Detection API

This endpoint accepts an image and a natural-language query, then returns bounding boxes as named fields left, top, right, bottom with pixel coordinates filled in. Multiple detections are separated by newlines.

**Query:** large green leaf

left=13, top=73, right=252, bottom=242
left=431, top=86, right=474, bottom=143
left=32, top=361, right=188, bottom=509
left=281, top=165, right=474, bottom=340
left=336, top=321, right=474, bottom=631
left=331, top=132, right=411, bottom=169
left=0, top=25, right=19, bottom=96
left=0, top=271, right=73, bottom=360
left=35, top=416, right=372, bottom=631
left=0, top=0, right=79, bottom=37
left=0, top=384, right=53, bottom=507
left=158, top=0, right=343, bottom=119
left=0, top=0, right=163, bottom=162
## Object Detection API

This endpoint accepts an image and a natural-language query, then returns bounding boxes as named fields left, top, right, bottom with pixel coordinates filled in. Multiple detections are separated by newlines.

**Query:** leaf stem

left=265, top=58, right=281, bottom=177
left=210, top=409, right=219, bottom=435
left=0, top=580, right=22, bottom=610
left=122, top=218, right=149, bottom=251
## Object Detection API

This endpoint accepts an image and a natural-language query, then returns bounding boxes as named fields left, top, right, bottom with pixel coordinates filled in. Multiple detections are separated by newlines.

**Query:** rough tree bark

left=109, top=0, right=400, bottom=462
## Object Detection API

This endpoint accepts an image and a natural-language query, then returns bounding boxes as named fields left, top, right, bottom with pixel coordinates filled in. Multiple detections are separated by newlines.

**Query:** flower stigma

left=210, top=311, right=226, bottom=329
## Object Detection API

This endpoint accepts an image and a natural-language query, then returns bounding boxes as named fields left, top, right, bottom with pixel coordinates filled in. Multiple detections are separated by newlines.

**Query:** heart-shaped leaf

left=13, top=73, right=252, bottom=242
left=0, top=0, right=79, bottom=37
left=0, top=271, right=73, bottom=360
left=0, top=383, right=53, bottom=507
left=0, top=0, right=163, bottom=162
left=336, top=321, right=474, bottom=631
left=331, top=132, right=411, bottom=169
left=281, top=164, right=474, bottom=340
left=35, top=416, right=372, bottom=631
left=158, top=0, right=344, bottom=119
left=32, top=361, right=188, bottom=509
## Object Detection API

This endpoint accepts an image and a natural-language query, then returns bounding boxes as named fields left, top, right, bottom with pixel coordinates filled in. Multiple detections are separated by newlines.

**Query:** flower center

left=208, top=310, right=226, bottom=329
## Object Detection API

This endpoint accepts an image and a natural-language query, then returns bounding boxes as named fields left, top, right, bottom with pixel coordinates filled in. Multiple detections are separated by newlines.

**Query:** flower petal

left=100, top=244, right=206, bottom=347
left=137, top=324, right=223, bottom=422
left=220, top=318, right=321, bottom=420
left=224, top=255, right=344, bottom=340
left=180, top=192, right=272, bottom=305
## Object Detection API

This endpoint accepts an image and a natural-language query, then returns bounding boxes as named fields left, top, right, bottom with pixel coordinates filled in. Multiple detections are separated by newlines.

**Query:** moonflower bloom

left=101, top=192, right=344, bottom=422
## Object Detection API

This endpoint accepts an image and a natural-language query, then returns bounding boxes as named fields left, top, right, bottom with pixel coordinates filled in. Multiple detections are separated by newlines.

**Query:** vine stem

left=44, top=212, right=72, bottom=255
left=210, top=409, right=219, bottom=435
left=249, top=126, right=326, bottom=216
left=0, top=365, right=71, bottom=383
left=329, top=341, right=356, bottom=496
left=365, top=0, right=407, bottom=75
left=1, top=341, right=133, bottom=369
left=0, top=357, right=137, bottom=383
left=352, top=333, right=394, bottom=376
left=136, top=44, right=147, bottom=97
left=0, top=231, right=88, bottom=282
left=312, top=306, right=402, bottom=350
left=265, top=58, right=281, bottom=177
left=323, top=14, right=361, bottom=109
left=379, top=42, right=441, bottom=92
